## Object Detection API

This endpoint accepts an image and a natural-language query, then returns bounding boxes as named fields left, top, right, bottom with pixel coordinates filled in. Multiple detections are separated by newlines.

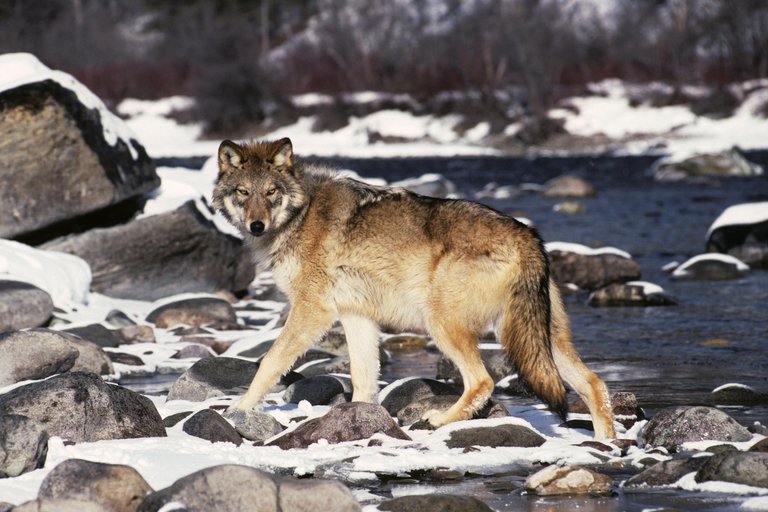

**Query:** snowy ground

left=2, top=53, right=768, bottom=508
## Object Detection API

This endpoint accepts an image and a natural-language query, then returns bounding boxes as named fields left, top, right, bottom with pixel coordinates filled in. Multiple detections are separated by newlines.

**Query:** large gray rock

left=641, top=406, right=752, bottom=452
left=0, top=281, right=53, bottom=332
left=0, top=329, right=78, bottom=387
left=0, top=372, right=166, bottom=442
left=695, top=451, right=768, bottom=488
left=0, top=77, right=158, bottom=239
left=445, top=423, right=544, bottom=449
left=625, top=456, right=709, bottom=487
left=549, top=250, right=641, bottom=291
left=42, top=201, right=254, bottom=300
left=268, top=403, right=410, bottom=449
left=137, top=464, right=360, bottom=512
left=222, top=408, right=284, bottom=442
left=0, top=414, right=49, bottom=478
left=38, top=458, right=153, bottom=512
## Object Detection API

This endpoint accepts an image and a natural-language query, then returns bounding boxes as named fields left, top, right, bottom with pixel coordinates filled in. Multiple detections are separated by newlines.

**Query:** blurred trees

left=1, top=0, right=767, bottom=133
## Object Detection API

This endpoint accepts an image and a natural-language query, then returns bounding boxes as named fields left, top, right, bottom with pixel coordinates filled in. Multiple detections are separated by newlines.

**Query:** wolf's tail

left=498, top=239, right=568, bottom=420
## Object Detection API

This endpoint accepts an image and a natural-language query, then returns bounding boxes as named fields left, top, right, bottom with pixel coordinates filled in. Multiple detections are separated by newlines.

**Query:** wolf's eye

left=265, top=187, right=278, bottom=196
left=236, top=187, right=249, bottom=196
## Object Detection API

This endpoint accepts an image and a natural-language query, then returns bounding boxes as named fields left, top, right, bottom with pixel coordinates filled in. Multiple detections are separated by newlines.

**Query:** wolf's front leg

left=229, top=303, right=335, bottom=411
left=340, top=314, right=381, bottom=403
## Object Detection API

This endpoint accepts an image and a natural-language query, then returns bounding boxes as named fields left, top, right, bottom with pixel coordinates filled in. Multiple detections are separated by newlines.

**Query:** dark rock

left=542, top=175, right=596, bottom=198
left=182, top=409, right=243, bottom=446
left=588, top=282, right=677, bottom=307
left=166, top=357, right=301, bottom=402
left=42, top=201, right=253, bottom=300
left=107, top=352, right=145, bottom=366
left=379, top=494, right=493, bottom=512
left=710, top=384, right=768, bottom=406
left=104, top=310, right=137, bottom=328
left=444, top=423, right=544, bottom=449
left=0, top=69, right=158, bottom=240
left=222, top=408, right=284, bottom=442
left=398, top=395, right=508, bottom=427
left=0, top=414, right=48, bottom=478
left=437, top=349, right=514, bottom=382
left=671, top=254, right=750, bottom=280
left=625, top=456, right=709, bottom=487
left=163, top=411, right=192, bottom=428
left=137, top=464, right=360, bottom=512
left=380, top=378, right=460, bottom=416
left=524, top=465, right=613, bottom=495
left=0, top=329, right=78, bottom=386
left=695, top=451, right=768, bottom=488
left=64, top=324, right=121, bottom=348
left=38, top=458, right=152, bottom=512
left=268, top=402, right=410, bottom=449
left=707, top=214, right=768, bottom=270
left=113, top=325, right=155, bottom=344
left=171, top=344, right=214, bottom=360
left=654, top=148, right=763, bottom=181
left=641, top=406, right=752, bottom=452
left=146, top=297, right=238, bottom=328
left=0, top=372, right=166, bottom=442
left=549, top=250, right=641, bottom=291
left=750, top=438, right=768, bottom=452
left=283, top=375, right=346, bottom=405
left=749, top=421, right=768, bottom=436
left=0, top=281, right=53, bottom=332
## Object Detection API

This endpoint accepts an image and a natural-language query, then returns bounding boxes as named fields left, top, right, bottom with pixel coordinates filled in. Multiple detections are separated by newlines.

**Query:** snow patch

left=545, top=241, right=632, bottom=259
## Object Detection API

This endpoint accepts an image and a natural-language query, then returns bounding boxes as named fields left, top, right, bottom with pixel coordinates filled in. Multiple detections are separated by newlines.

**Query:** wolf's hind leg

left=229, top=303, right=335, bottom=411
left=550, top=283, right=616, bottom=439
left=422, top=322, right=493, bottom=427
left=340, top=314, right=381, bottom=403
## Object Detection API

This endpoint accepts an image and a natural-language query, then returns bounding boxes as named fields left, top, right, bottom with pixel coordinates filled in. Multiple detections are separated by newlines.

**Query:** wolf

left=213, top=138, right=616, bottom=439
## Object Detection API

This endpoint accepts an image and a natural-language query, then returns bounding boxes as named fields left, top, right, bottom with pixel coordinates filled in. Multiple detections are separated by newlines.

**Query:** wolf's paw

left=227, top=397, right=257, bottom=413
left=421, top=408, right=451, bottom=428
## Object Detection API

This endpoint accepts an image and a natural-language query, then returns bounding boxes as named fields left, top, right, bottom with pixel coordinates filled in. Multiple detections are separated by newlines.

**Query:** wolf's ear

left=271, top=137, right=293, bottom=168
left=218, top=140, right=245, bottom=173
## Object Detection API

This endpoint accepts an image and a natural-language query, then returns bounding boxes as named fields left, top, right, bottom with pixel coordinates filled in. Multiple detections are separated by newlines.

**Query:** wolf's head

left=213, top=138, right=307, bottom=237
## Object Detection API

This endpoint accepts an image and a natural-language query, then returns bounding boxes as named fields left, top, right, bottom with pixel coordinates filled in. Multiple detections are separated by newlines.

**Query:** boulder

left=436, top=348, right=515, bottom=382
left=380, top=378, right=460, bottom=416
left=710, top=383, right=768, bottom=406
left=0, top=414, right=49, bottom=478
left=137, top=464, right=360, bottom=512
left=542, top=175, right=595, bottom=198
left=695, top=451, right=768, bottom=488
left=283, top=375, right=346, bottom=405
left=653, top=147, right=764, bottom=181
left=222, top=408, right=284, bottom=442
left=268, top=403, right=410, bottom=449
left=182, top=409, right=243, bottom=445
left=671, top=254, right=750, bottom=280
left=146, top=296, right=239, bottom=328
left=641, top=406, right=752, bottom=452
left=167, top=357, right=300, bottom=402
left=548, top=249, right=641, bottom=291
left=0, top=54, right=158, bottom=240
left=379, top=495, right=493, bottom=512
left=625, top=456, right=709, bottom=487
left=38, top=458, right=153, bottom=512
left=0, top=329, right=79, bottom=387
left=523, top=465, right=613, bottom=496
left=0, top=372, right=166, bottom=442
left=398, top=396, right=508, bottom=427
left=42, top=201, right=254, bottom=300
left=0, top=281, right=53, bottom=332
left=444, top=423, right=545, bottom=449
left=64, top=324, right=122, bottom=348
left=706, top=203, right=768, bottom=269
left=588, top=282, right=677, bottom=307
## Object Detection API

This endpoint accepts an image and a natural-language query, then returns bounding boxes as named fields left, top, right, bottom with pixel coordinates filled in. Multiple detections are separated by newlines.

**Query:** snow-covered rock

left=706, top=202, right=768, bottom=269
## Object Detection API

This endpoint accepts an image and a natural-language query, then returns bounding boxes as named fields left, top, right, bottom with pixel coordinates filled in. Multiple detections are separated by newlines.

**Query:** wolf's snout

left=249, top=221, right=266, bottom=236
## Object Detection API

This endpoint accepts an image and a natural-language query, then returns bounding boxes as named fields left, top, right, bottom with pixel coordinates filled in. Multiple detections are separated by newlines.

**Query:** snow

left=0, top=240, right=91, bottom=308
left=626, top=281, right=665, bottom=296
left=672, top=253, right=750, bottom=279
left=707, top=202, right=768, bottom=239
left=545, top=241, right=633, bottom=259
left=0, top=53, right=142, bottom=159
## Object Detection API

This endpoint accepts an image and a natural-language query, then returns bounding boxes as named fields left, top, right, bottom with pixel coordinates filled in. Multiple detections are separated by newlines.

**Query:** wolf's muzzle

left=249, top=221, right=266, bottom=236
